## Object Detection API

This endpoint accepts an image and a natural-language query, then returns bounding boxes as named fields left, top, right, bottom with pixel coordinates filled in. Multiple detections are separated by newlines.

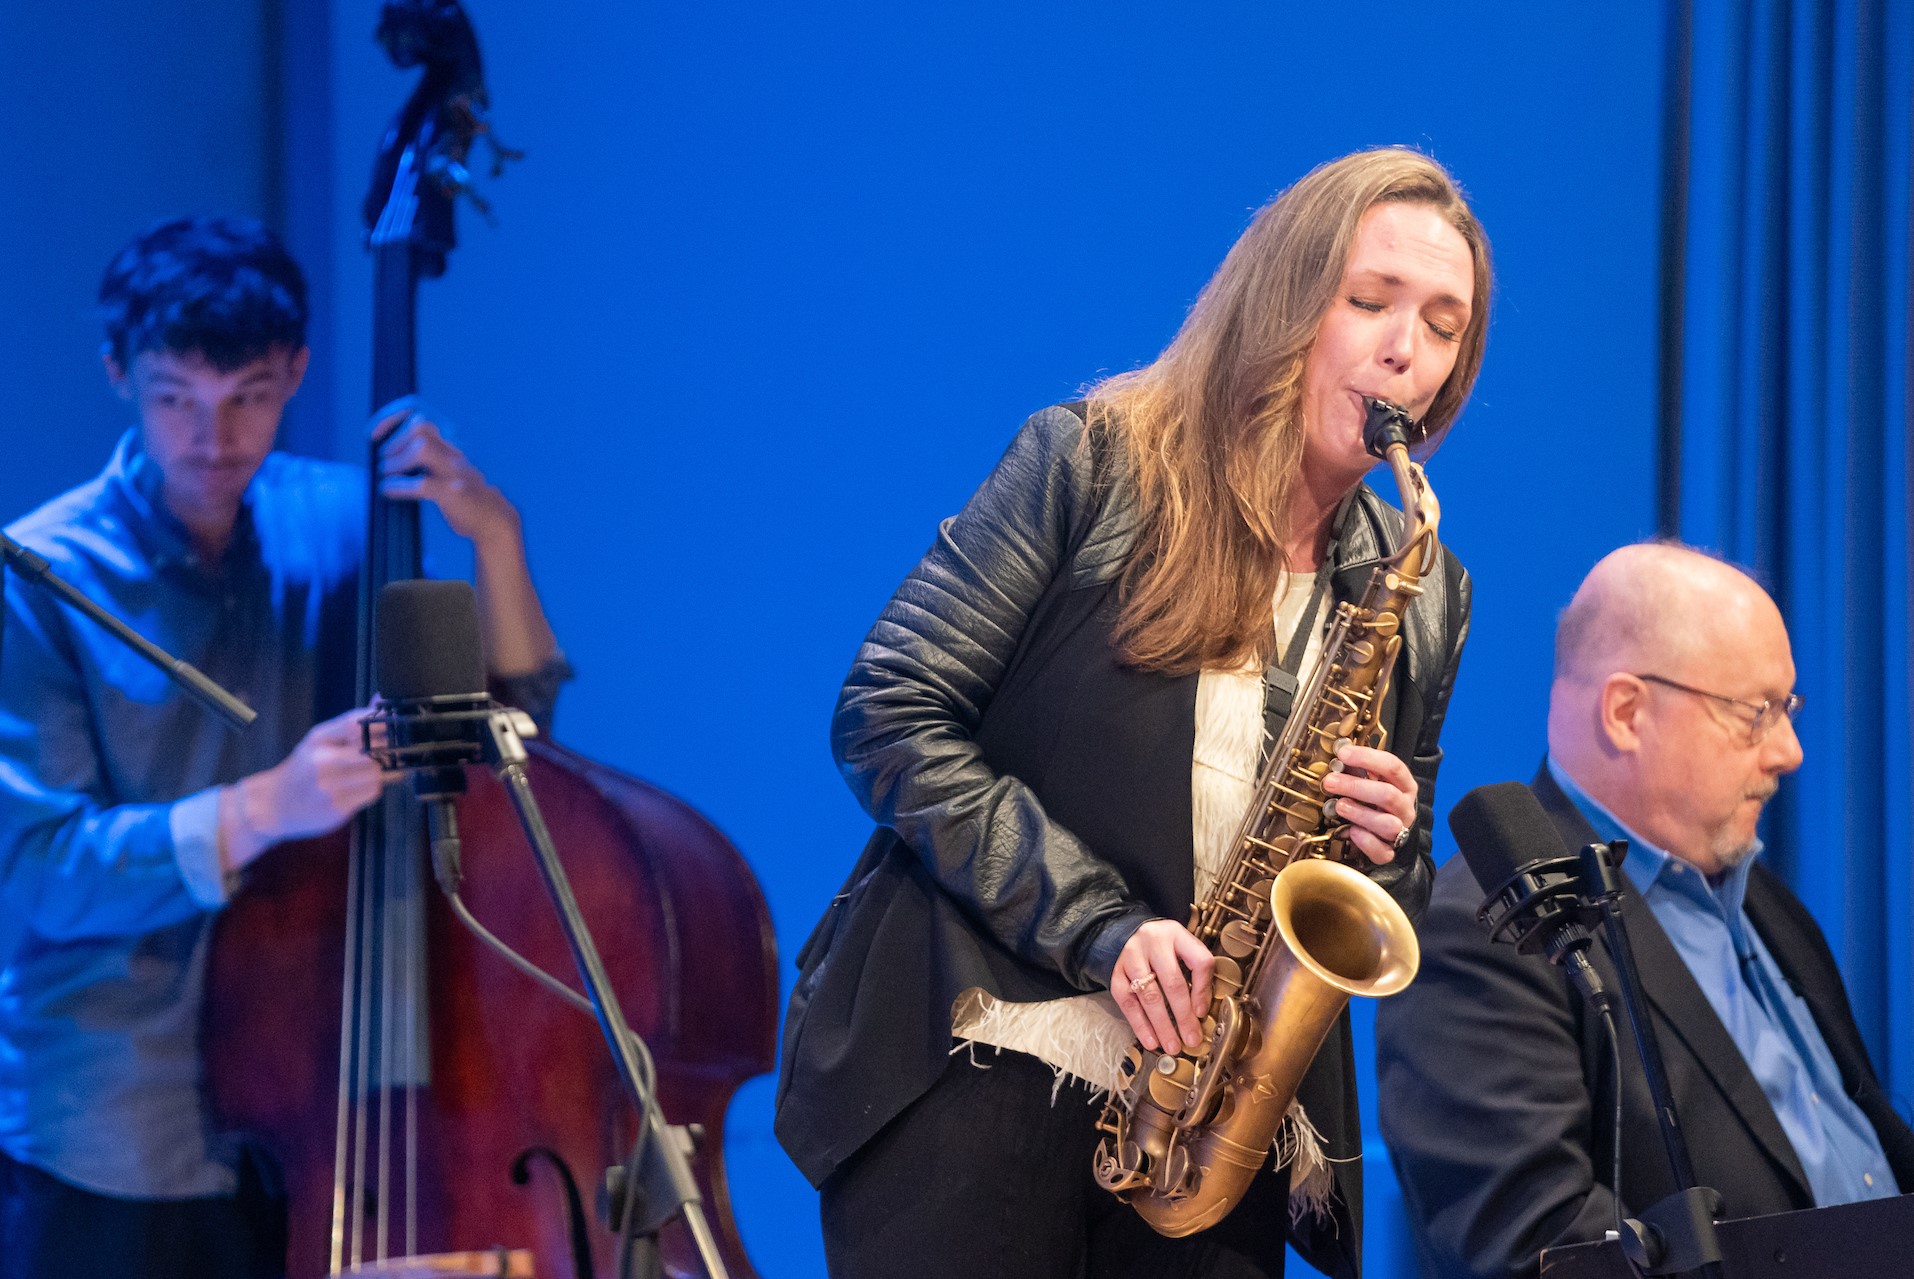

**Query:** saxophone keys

left=1210, top=955, right=1244, bottom=998
left=1160, top=1144, right=1196, bottom=1198
left=1092, top=1136, right=1151, bottom=1195
left=1146, top=1052, right=1197, bottom=1109
left=1218, top=919, right=1259, bottom=958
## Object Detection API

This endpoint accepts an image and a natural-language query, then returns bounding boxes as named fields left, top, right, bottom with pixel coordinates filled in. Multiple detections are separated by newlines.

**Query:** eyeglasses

left=1633, top=673, right=1805, bottom=743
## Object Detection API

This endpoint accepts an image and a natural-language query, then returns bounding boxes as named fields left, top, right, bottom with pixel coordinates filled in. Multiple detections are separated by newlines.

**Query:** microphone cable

left=440, top=881, right=662, bottom=1279
left=442, top=885, right=593, bottom=1015
left=437, top=884, right=660, bottom=1100
left=1596, top=1001, right=1642, bottom=1277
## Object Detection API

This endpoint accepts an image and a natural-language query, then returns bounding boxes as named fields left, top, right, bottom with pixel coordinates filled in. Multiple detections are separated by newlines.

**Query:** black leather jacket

left=777, top=405, right=1471, bottom=1273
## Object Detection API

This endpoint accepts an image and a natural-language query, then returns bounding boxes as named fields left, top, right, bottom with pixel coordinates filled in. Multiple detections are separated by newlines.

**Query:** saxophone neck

left=1382, top=442, right=1441, bottom=576
left=1358, top=395, right=1441, bottom=577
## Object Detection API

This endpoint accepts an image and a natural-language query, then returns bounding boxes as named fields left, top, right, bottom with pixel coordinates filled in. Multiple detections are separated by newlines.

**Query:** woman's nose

left=1377, top=316, right=1415, bottom=370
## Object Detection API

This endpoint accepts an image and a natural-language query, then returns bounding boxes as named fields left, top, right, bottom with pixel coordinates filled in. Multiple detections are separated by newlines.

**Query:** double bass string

left=329, top=805, right=365, bottom=1276
left=379, top=789, right=429, bottom=1262
left=336, top=651, right=434, bottom=1272
left=405, top=824, right=421, bottom=1262
left=377, top=807, right=394, bottom=1265
left=338, top=807, right=371, bottom=1271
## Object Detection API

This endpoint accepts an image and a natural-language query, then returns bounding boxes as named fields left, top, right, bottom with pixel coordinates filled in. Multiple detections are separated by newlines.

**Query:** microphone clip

left=1469, top=838, right=1623, bottom=957
left=360, top=697, right=540, bottom=904
left=360, top=694, right=540, bottom=774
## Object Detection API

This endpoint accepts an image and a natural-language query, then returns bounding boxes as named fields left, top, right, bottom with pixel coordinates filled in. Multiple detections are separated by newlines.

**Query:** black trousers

left=0, top=1151, right=284, bottom=1279
left=820, top=1049, right=1291, bottom=1279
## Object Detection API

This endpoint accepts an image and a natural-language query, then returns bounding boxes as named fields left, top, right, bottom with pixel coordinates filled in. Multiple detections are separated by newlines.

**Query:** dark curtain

left=1668, top=0, right=1914, bottom=1103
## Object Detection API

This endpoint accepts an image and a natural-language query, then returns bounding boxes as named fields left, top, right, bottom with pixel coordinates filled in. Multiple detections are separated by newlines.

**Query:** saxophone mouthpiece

left=1361, top=396, right=1417, bottom=459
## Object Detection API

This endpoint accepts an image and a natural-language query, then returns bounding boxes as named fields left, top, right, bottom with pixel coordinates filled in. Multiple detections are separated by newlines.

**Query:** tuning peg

left=424, top=154, right=498, bottom=225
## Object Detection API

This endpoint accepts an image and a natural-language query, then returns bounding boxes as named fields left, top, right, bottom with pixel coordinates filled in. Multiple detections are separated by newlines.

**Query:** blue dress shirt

left=1546, top=758, right=1899, bottom=1207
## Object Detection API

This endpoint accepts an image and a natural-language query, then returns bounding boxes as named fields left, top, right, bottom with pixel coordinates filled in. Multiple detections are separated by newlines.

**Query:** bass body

left=205, top=742, right=777, bottom=1278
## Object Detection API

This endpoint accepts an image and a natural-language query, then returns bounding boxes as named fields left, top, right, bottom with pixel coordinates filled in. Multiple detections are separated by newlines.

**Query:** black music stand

left=1541, top=1193, right=1914, bottom=1278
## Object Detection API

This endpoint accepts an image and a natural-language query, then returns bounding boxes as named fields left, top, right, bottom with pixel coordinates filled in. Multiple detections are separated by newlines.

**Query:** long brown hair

left=1087, top=148, right=1491, bottom=675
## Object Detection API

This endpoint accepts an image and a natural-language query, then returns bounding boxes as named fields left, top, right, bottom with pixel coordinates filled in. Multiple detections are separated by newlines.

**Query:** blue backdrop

left=0, top=2, right=1686, bottom=1275
left=1672, top=0, right=1914, bottom=1126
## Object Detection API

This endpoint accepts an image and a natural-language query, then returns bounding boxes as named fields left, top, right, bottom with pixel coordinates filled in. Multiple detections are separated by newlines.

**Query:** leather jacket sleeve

left=830, top=407, right=1154, bottom=991
left=1396, top=552, right=1470, bottom=925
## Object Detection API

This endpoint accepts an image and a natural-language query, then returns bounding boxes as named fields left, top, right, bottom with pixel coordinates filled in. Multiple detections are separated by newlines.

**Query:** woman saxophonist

left=777, top=147, right=1489, bottom=1279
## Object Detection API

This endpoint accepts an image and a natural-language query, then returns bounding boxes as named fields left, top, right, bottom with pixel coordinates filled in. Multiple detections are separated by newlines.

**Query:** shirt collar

left=1544, top=755, right=1760, bottom=919
left=103, top=428, right=262, bottom=577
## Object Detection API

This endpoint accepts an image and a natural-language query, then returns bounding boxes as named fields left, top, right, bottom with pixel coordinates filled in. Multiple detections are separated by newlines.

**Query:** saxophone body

left=1090, top=398, right=1440, bottom=1236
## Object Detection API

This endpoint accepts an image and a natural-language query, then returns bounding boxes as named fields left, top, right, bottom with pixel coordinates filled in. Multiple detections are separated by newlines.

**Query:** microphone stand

left=1, top=532, right=255, bottom=729
left=473, top=707, right=731, bottom=1279
left=1576, top=841, right=1726, bottom=1279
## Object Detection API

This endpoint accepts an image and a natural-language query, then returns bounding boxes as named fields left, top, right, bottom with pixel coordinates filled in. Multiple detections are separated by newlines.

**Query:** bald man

left=1375, top=543, right=1914, bottom=1279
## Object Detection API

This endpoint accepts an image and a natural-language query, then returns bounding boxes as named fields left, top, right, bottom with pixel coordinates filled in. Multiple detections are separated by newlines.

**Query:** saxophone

left=1090, top=397, right=1437, bottom=1236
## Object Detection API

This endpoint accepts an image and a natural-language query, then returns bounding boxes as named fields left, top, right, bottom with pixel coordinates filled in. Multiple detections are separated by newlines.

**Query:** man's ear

left=1598, top=673, right=1647, bottom=754
left=101, top=349, right=133, bottom=401
left=284, top=346, right=311, bottom=399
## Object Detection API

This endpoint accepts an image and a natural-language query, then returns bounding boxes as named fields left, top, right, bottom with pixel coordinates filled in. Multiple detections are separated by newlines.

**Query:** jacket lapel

left=1528, top=769, right=1814, bottom=1203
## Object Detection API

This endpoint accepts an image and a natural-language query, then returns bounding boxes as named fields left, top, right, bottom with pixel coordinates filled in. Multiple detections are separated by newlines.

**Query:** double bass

left=203, top=5, right=778, bottom=1276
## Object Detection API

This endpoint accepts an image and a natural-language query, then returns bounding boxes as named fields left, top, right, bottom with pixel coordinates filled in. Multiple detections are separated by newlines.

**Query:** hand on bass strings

left=371, top=396, right=524, bottom=554
left=1113, top=919, right=1215, bottom=1055
left=217, top=706, right=402, bottom=874
left=1320, top=742, right=1419, bottom=866
left=370, top=396, right=561, bottom=678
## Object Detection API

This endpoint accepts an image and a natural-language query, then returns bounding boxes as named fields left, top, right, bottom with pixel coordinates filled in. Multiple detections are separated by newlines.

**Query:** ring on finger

left=1129, top=971, right=1159, bottom=994
left=1392, top=820, right=1414, bottom=853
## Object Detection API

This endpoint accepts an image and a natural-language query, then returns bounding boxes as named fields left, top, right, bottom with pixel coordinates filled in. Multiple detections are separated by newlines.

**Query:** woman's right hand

left=1111, top=919, right=1214, bottom=1054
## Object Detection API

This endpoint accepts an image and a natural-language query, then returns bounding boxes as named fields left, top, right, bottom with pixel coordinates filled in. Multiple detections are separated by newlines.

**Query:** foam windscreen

left=1447, top=781, right=1574, bottom=891
left=374, top=579, right=487, bottom=702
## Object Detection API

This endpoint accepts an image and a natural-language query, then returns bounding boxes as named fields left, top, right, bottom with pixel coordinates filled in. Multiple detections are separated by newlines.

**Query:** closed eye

left=1427, top=320, right=1460, bottom=342
left=1347, top=297, right=1384, bottom=313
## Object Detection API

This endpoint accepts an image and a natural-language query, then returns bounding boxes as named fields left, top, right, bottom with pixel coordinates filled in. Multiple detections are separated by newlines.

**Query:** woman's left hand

left=1320, top=743, right=1418, bottom=866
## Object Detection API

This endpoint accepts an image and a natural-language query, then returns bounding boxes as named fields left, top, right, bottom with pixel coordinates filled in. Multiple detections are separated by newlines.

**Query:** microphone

left=1452, top=784, right=1728, bottom=1273
left=372, top=579, right=493, bottom=896
left=1447, top=781, right=1620, bottom=1012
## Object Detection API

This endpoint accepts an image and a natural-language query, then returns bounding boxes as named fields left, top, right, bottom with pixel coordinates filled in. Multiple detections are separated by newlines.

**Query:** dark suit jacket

left=1375, top=770, right=1914, bottom=1279
left=776, top=406, right=1471, bottom=1277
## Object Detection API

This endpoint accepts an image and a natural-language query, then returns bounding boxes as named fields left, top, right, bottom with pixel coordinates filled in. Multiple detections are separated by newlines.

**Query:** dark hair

left=98, top=215, right=308, bottom=373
